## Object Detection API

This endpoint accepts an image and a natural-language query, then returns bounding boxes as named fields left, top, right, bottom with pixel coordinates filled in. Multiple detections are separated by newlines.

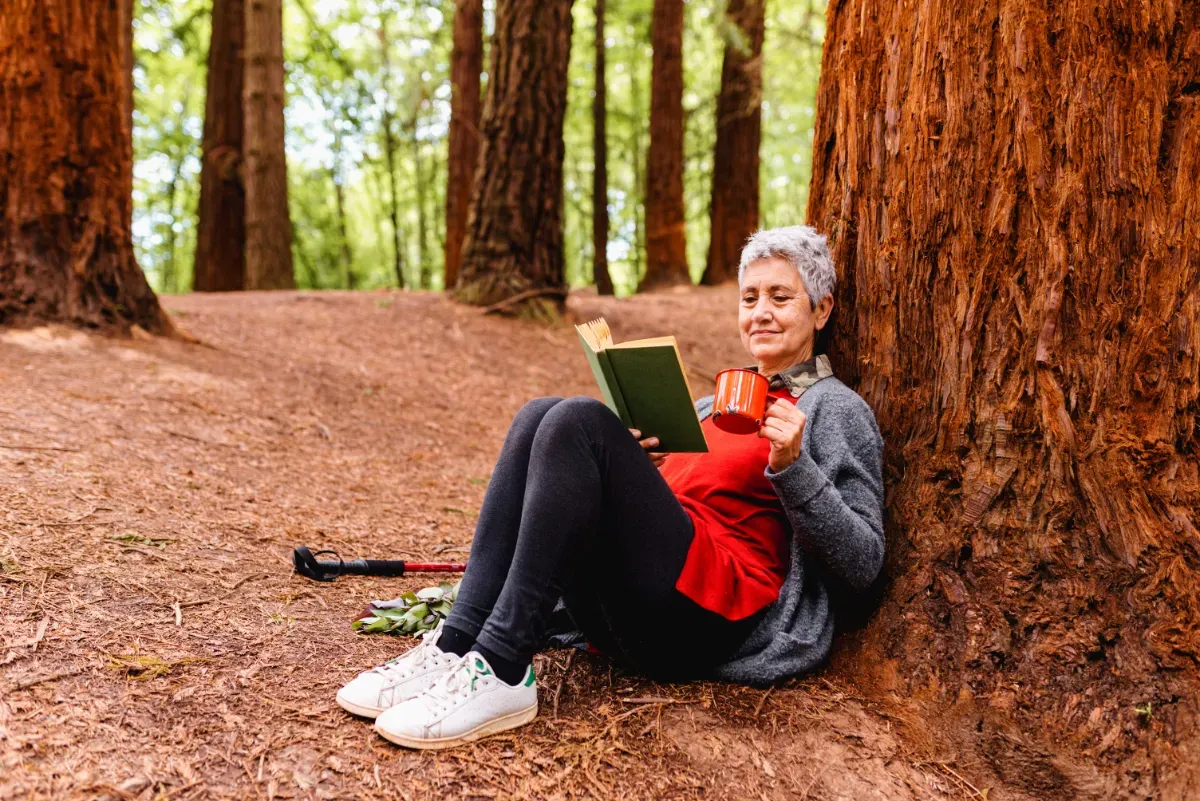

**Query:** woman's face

left=738, top=257, right=834, bottom=373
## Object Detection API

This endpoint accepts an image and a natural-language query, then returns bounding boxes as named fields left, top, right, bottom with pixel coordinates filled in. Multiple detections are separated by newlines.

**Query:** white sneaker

left=336, top=623, right=460, bottom=719
left=373, top=652, right=537, bottom=749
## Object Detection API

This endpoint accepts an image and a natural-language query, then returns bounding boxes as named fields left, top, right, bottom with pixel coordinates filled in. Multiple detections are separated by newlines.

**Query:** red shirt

left=661, top=389, right=792, bottom=620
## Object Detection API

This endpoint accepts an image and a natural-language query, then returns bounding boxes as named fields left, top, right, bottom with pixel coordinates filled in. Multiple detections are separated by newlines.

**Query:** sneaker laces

left=423, top=653, right=487, bottom=714
left=371, top=622, right=444, bottom=684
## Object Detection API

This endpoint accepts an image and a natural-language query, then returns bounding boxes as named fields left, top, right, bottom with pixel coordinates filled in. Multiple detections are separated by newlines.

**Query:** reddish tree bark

left=195, top=0, right=247, bottom=292
left=444, top=0, right=483, bottom=291
left=702, top=0, right=764, bottom=286
left=120, top=0, right=134, bottom=233
left=455, top=0, right=575, bottom=319
left=640, top=0, right=688, bottom=290
left=592, top=0, right=613, bottom=296
left=0, top=0, right=169, bottom=332
left=809, top=1, right=1200, bottom=795
left=243, top=0, right=294, bottom=290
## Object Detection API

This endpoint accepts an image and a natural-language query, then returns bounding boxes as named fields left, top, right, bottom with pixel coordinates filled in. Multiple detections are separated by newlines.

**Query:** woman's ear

left=814, top=295, right=835, bottom=330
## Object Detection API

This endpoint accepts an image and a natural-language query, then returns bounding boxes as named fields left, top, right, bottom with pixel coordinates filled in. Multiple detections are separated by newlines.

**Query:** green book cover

left=575, top=318, right=709, bottom=453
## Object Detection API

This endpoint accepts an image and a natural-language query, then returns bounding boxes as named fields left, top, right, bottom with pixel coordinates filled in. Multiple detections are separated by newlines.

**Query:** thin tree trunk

left=455, top=0, right=576, bottom=319
left=0, top=0, right=169, bottom=333
left=411, top=115, right=431, bottom=290
left=378, top=18, right=405, bottom=290
left=640, top=0, right=688, bottom=290
left=630, top=55, right=645, bottom=283
left=592, top=0, right=613, bottom=296
left=330, top=126, right=354, bottom=290
left=809, top=2, right=1200, bottom=795
left=162, top=95, right=191, bottom=295
left=243, top=0, right=294, bottom=290
left=195, top=0, right=247, bottom=291
left=444, top=0, right=484, bottom=291
left=702, top=0, right=764, bottom=286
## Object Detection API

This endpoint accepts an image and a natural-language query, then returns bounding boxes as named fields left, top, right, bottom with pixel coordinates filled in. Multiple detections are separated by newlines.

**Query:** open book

left=575, top=318, right=709, bottom=453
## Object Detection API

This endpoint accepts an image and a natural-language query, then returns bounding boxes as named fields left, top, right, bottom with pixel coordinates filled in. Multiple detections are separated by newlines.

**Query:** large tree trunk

left=120, top=0, right=134, bottom=231
left=809, top=2, right=1200, bottom=796
left=243, top=0, right=294, bottom=290
left=640, top=0, right=688, bottom=290
left=455, top=0, right=575, bottom=319
left=0, top=0, right=169, bottom=333
left=195, top=0, right=247, bottom=292
left=702, top=0, right=764, bottom=286
left=444, top=0, right=483, bottom=291
left=592, top=0, right=613, bottom=296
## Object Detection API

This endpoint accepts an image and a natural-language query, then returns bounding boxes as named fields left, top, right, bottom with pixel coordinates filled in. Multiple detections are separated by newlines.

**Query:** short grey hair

left=737, top=226, right=835, bottom=308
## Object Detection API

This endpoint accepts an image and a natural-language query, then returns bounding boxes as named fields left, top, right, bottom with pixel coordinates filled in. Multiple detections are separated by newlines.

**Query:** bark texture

left=195, top=0, right=247, bottom=292
left=120, top=0, right=134, bottom=231
left=243, top=0, right=294, bottom=290
left=455, top=0, right=575, bottom=318
left=593, top=0, right=613, bottom=296
left=702, top=0, right=764, bottom=286
left=808, top=2, right=1200, bottom=796
left=641, top=0, right=688, bottom=289
left=444, top=0, right=483, bottom=291
left=0, top=0, right=168, bottom=332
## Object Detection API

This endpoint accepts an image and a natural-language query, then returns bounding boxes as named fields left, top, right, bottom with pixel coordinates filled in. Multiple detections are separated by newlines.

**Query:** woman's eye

left=742, top=296, right=756, bottom=304
left=773, top=296, right=789, bottom=303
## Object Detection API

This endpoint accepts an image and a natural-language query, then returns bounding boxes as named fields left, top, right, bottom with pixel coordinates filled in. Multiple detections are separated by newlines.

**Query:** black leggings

left=444, top=396, right=760, bottom=679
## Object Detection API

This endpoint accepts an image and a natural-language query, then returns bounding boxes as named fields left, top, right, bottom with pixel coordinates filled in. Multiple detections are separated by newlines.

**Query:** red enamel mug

left=711, top=368, right=769, bottom=434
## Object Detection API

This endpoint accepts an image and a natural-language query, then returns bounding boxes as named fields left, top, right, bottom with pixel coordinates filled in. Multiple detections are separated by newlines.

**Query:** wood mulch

left=1, top=287, right=1018, bottom=800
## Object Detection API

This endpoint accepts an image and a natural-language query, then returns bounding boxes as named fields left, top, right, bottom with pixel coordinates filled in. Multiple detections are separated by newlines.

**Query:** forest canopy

left=131, top=0, right=825, bottom=297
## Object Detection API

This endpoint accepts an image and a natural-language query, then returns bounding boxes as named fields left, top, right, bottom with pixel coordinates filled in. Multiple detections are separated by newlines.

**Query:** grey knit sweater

left=698, top=377, right=885, bottom=684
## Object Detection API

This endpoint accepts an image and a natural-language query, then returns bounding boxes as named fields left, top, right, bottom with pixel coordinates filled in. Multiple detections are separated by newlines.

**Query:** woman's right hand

left=629, top=429, right=668, bottom=469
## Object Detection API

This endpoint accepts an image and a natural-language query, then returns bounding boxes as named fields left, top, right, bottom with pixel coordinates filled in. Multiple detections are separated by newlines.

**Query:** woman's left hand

left=758, top=399, right=807, bottom=472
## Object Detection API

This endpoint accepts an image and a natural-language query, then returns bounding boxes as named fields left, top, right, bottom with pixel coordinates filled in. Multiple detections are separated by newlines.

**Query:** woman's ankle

left=437, top=624, right=478, bottom=657
left=472, top=644, right=530, bottom=686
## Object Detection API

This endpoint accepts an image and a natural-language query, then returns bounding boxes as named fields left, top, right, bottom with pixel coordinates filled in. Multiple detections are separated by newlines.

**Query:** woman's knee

left=511, top=396, right=565, bottom=430
left=539, top=396, right=614, bottom=433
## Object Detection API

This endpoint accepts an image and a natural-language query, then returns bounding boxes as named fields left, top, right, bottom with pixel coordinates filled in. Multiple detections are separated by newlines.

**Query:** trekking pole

left=292, top=546, right=467, bottom=583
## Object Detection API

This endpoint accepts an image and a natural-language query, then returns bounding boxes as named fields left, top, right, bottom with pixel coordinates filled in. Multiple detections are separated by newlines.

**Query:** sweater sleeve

left=764, top=395, right=885, bottom=591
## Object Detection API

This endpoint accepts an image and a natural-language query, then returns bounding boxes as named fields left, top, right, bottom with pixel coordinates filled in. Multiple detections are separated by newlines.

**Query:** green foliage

left=132, top=0, right=825, bottom=295
left=353, top=581, right=459, bottom=635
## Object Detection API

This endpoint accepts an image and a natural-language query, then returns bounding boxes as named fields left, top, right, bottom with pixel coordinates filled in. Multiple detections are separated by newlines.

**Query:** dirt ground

left=2, top=288, right=1025, bottom=800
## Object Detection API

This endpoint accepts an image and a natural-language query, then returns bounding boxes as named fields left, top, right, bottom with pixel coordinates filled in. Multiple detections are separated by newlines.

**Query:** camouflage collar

left=746, top=354, right=834, bottom=398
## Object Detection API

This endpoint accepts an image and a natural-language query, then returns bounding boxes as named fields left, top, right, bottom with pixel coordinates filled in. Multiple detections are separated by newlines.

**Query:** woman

left=337, top=225, right=885, bottom=750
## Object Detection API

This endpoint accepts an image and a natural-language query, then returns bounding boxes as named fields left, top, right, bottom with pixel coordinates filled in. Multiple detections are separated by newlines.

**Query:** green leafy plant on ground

left=353, top=581, right=459, bottom=636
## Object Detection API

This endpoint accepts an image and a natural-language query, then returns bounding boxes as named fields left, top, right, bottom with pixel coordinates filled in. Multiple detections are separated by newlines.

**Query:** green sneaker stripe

left=524, top=666, right=535, bottom=687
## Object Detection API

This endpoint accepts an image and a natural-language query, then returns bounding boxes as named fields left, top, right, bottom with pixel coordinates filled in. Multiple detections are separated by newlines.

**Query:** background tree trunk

left=0, top=0, right=168, bottom=332
left=455, top=0, right=575, bottom=319
left=243, top=0, right=294, bottom=290
left=702, top=0, right=764, bottom=286
left=377, top=18, right=406, bottom=290
left=809, top=1, right=1200, bottom=795
left=640, top=0, right=688, bottom=290
left=444, top=0, right=484, bottom=291
left=593, top=0, right=613, bottom=296
left=411, top=113, right=431, bottom=290
left=195, top=0, right=247, bottom=292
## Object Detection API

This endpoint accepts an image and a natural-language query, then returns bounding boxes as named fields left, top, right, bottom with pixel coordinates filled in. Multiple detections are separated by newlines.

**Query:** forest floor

left=1, top=287, right=1029, bottom=801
